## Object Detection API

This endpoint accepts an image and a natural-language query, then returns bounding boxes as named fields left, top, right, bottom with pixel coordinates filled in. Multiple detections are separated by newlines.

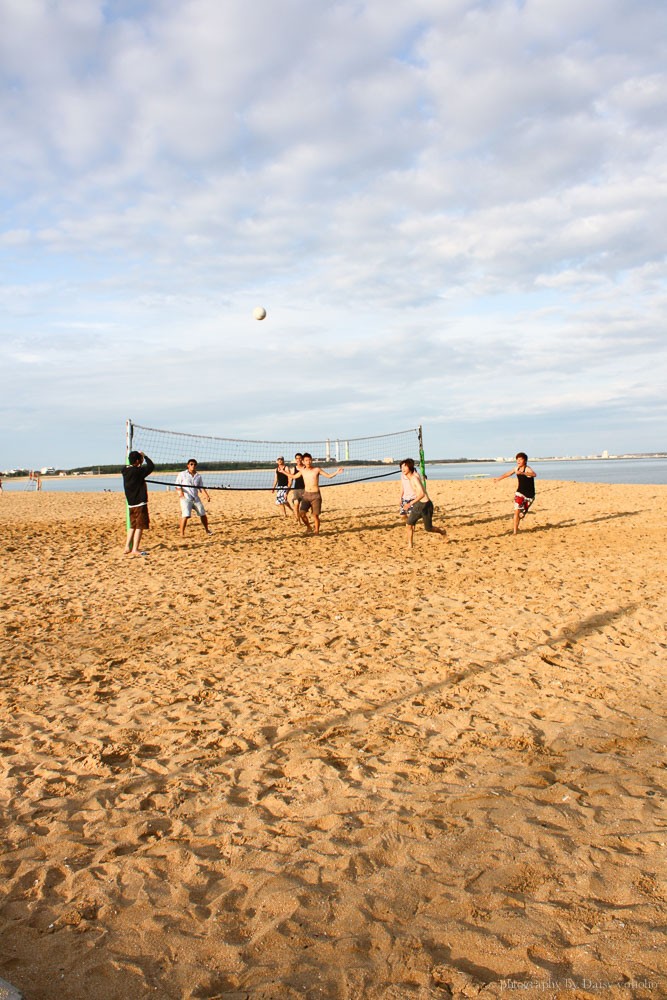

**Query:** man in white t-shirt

left=176, top=459, right=212, bottom=537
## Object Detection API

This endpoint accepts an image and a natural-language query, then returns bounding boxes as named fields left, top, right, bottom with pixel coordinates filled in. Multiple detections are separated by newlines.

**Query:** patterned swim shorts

left=514, top=493, right=534, bottom=518
left=275, top=487, right=289, bottom=505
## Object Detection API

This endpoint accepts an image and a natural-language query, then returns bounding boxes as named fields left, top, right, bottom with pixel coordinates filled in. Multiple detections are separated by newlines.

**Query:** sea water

left=3, top=457, right=666, bottom=492
left=425, top=457, right=667, bottom=486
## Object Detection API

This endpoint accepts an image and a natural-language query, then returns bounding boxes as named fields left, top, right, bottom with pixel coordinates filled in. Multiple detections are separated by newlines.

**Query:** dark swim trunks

left=300, top=491, right=322, bottom=516
left=129, top=504, right=150, bottom=529
left=406, top=499, right=434, bottom=530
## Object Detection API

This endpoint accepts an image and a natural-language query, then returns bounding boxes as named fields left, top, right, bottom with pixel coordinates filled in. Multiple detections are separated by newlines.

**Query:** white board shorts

left=180, top=496, right=206, bottom=518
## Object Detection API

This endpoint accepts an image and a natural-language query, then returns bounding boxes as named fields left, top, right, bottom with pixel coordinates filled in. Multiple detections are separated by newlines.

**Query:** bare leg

left=129, top=528, right=144, bottom=555
left=201, top=514, right=212, bottom=533
left=421, top=506, right=447, bottom=543
left=124, top=528, right=135, bottom=554
left=179, top=517, right=189, bottom=537
left=313, top=512, right=321, bottom=535
left=513, top=509, right=520, bottom=534
left=406, top=523, right=415, bottom=549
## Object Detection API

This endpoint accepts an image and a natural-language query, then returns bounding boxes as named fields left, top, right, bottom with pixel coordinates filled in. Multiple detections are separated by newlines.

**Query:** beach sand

left=0, top=480, right=665, bottom=1000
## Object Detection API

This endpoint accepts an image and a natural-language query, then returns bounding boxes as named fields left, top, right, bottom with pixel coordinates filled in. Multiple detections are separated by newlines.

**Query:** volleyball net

left=127, top=421, right=424, bottom=491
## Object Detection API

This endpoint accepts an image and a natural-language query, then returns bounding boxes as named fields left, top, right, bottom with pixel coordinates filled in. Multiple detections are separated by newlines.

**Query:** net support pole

left=418, top=425, right=427, bottom=481
left=125, top=419, right=133, bottom=532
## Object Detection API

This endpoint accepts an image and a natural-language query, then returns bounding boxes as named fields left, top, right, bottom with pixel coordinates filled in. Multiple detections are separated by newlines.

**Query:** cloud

left=0, top=0, right=665, bottom=466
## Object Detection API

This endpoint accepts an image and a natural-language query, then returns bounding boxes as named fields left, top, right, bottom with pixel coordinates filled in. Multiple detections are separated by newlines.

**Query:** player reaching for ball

left=122, top=451, right=154, bottom=556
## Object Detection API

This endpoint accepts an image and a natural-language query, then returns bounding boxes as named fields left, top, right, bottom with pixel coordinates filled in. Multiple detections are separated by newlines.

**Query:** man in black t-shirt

left=494, top=452, right=536, bottom=534
left=122, top=450, right=154, bottom=555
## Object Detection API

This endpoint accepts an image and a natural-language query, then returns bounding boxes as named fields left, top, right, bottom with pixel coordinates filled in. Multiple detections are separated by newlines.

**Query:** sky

left=1, top=0, right=666, bottom=469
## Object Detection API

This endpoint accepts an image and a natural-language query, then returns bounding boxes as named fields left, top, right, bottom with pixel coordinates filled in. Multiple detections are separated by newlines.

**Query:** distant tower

left=602, top=449, right=609, bottom=459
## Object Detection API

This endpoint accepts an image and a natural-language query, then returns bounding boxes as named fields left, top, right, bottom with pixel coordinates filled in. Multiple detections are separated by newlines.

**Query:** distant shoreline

left=430, top=453, right=667, bottom=464
left=4, top=453, right=667, bottom=481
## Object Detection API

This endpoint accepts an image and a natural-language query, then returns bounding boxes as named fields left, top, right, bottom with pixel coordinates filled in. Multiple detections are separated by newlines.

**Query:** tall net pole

left=125, top=419, right=133, bottom=531
left=418, top=425, right=427, bottom=481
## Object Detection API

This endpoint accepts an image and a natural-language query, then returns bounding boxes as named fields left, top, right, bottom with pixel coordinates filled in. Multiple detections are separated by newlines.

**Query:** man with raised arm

left=284, top=452, right=344, bottom=535
left=122, top=450, right=154, bottom=556
left=494, top=451, right=537, bottom=534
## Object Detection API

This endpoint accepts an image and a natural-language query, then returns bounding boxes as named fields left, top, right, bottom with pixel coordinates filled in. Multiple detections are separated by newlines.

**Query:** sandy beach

left=0, top=479, right=665, bottom=1000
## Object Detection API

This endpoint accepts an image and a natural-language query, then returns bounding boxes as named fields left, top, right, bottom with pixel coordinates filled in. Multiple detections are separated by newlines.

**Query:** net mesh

left=128, top=421, right=420, bottom=491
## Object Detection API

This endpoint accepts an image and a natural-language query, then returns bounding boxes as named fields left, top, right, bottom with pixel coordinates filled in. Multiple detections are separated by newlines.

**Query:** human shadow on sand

left=261, top=603, right=640, bottom=751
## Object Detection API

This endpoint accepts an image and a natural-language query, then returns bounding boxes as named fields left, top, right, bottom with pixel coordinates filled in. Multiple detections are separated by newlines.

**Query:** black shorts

left=406, top=499, right=434, bottom=530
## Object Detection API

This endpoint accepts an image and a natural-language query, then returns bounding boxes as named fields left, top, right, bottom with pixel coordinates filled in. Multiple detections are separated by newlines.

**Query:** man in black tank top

left=290, top=452, right=306, bottom=523
left=271, top=457, right=293, bottom=518
left=494, top=452, right=536, bottom=534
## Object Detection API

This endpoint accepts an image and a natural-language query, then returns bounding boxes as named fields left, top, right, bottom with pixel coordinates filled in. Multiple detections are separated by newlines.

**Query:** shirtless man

left=398, top=464, right=416, bottom=518
left=284, top=452, right=344, bottom=534
left=401, top=458, right=447, bottom=549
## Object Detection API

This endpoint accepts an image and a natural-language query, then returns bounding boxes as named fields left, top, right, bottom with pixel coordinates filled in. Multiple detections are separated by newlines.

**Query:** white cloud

left=0, top=0, right=665, bottom=466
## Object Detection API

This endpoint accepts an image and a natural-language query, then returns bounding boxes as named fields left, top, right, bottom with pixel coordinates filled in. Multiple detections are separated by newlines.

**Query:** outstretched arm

left=319, top=467, right=344, bottom=479
left=494, top=467, right=516, bottom=483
